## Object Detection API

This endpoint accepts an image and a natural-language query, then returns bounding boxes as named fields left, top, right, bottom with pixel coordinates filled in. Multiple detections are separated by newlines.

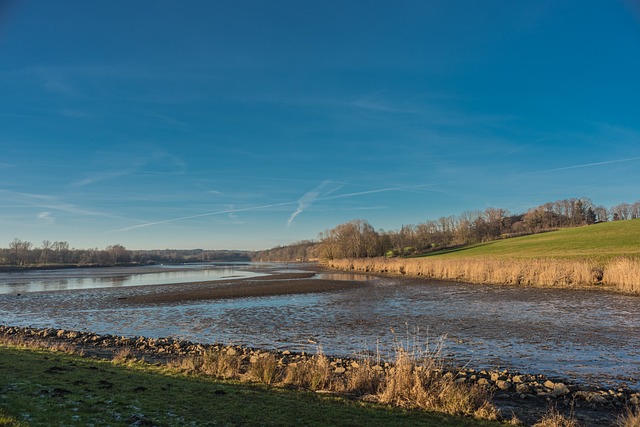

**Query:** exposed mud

left=0, top=262, right=638, bottom=394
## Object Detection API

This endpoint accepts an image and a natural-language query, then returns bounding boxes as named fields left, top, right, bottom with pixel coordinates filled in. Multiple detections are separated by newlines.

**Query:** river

left=0, top=262, right=637, bottom=389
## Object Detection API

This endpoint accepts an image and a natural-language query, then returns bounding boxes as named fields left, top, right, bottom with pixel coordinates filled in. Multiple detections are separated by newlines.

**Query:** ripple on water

left=0, top=265, right=638, bottom=388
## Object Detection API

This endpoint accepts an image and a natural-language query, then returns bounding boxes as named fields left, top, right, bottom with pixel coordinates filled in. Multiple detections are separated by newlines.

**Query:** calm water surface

left=0, top=263, right=638, bottom=389
left=0, top=263, right=265, bottom=294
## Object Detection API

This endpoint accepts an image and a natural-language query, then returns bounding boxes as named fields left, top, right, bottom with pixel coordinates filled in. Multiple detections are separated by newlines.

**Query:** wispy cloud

left=111, top=201, right=297, bottom=233
left=287, top=182, right=437, bottom=226
left=71, top=149, right=187, bottom=187
left=0, top=189, right=117, bottom=218
left=287, top=181, right=343, bottom=227
left=532, top=156, right=640, bottom=174
left=37, top=211, right=55, bottom=224
left=111, top=182, right=436, bottom=233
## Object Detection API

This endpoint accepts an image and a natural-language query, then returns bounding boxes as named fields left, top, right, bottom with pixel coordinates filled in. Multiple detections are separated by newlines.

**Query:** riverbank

left=320, top=257, right=640, bottom=294
left=1, top=325, right=637, bottom=426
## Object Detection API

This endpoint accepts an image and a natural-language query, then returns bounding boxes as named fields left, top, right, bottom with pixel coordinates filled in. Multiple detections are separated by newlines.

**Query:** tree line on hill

left=315, top=198, right=640, bottom=260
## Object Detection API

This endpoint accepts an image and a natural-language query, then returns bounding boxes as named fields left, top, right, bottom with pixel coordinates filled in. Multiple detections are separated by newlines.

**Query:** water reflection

left=0, top=264, right=265, bottom=294
left=0, top=265, right=638, bottom=389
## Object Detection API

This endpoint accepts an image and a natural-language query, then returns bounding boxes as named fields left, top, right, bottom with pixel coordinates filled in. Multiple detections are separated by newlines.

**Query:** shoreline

left=320, top=257, right=640, bottom=294
left=1, top=324, right=636, bottom=427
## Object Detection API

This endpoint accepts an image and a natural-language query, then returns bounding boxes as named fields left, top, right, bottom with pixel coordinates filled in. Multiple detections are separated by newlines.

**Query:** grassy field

left=422, top=219, right=640, bottom=262
left=0, top=345, right=501, bottom=427
left=322, top=220, right=640, bottom=293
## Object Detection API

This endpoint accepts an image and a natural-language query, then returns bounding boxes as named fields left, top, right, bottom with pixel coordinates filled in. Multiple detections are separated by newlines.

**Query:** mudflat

left=121, top=271, right=369, bottom=304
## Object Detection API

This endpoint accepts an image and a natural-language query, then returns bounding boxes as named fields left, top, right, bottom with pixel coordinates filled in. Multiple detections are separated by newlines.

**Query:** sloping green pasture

left=423, top=219, right=640, bottom=262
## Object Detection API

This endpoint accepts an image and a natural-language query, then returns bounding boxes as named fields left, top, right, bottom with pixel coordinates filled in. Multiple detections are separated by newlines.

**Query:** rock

left=551, top=383, right=570, bottom=397
left=496, top=380, right=512, bottom=391
left=282, top=350, right=291, bottom=355
left=334, top=367, right=346, bottom=374
left=477, top=378, right=490, bottom=387
left=512, top=375, right=524, bottom=383
left=516, top=383, right=531, bottom=394
left=588, top=393, right=608, bottom=404
left=543, top=380, right=555, bottom=389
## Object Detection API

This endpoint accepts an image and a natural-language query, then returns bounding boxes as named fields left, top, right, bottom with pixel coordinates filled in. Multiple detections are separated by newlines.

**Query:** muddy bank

left=2, top=265, right=638, bottom=392
left=120, top=272, right=366, bottom=305
left=1, top=325, right=637, bottom=427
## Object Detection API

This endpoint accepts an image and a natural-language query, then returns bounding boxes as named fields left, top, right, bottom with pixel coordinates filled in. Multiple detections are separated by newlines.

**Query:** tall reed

left=322, top=257, right=640, bottom=294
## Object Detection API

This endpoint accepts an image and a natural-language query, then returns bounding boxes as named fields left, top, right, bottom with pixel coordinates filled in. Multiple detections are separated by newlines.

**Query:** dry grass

left=618, top=407, right=640, bottom=427
left=246, top=352, right=281, bottom=385
left=283, top=351, right=333, bottom=391
left=198, top=349, right=242, bottom=379
left=532, top=407, right=581, bottom=427
left=345, top=359, right=383, bottom=395
left=0, top=333, right=82, bottom=355
left=605, top=258, right=640, bottom=293
left=377, top=344, right=498, bottom=420
left=112, top=347, right=136, bottom=363
left=168, top=349, right=242, bottom=379
left=322, top=257, right=640, bottom=293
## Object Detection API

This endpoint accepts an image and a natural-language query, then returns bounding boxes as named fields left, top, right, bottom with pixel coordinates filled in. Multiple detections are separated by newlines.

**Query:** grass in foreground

left=0, top=345, right=502, bottom=427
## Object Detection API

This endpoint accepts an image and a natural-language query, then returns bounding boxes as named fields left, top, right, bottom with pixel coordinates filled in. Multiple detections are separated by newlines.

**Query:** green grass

left=420, top=219, right=640, bottom=262
left=0, top=346, right=501, bottom=426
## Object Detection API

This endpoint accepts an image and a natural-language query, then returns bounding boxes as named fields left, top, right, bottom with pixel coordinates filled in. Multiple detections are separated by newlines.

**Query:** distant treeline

left=3, top=198, right=639, bottom=267
left=251, top=241, right=319, bottom=262
left=0, top=240, right=251, bottom=268
left=316, top=198, right=640, bottom=260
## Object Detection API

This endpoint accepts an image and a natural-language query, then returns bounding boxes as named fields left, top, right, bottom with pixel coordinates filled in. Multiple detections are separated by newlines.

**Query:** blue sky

left=1, top=1, right=639, bottom=250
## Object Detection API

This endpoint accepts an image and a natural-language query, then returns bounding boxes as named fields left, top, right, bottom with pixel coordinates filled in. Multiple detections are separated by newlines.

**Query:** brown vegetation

left=532, top=407, right=581, bottom=427
left=321, top=257, right=640, bottom=294
left=617, top=407, right=640, bottom=427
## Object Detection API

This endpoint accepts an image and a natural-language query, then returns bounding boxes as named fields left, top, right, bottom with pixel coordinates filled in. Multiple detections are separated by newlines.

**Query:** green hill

left=422, top=219, right=640, bottom=262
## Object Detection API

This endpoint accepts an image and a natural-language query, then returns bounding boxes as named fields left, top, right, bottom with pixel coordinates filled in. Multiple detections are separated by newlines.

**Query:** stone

left=496, top=380, right=511, bottom=391
left=588, top=393, right=608, bottom=404
left=477, top=378, right=490, bottom=386
left=334, top=367, right=346, bottom=374
left=512, top=375, right=524, bottom=383
left=551, top=383, right=570, bottom=397
left=543, top=380, right=555, bottom=389
left=516, top=383, right=531, bottom=394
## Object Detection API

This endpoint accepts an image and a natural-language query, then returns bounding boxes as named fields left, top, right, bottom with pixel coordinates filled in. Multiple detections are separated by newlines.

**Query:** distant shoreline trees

left=0, top=242, right=251, bottom=269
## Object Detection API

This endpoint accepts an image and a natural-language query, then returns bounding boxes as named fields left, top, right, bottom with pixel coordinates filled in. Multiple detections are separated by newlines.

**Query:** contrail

left=287, top=181, right=343, bottom=227
left=533, top=156, right=640, bottom=174
left=113, top=183, right=435, bottom=232
left=112, top=201, right=296, bottom=233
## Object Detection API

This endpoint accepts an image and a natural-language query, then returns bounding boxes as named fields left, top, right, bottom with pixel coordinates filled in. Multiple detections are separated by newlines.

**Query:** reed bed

left=321, top=257, right=640, bottom=294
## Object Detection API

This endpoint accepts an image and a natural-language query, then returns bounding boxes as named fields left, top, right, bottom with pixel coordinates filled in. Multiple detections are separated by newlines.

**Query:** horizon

left=1, top=1, right=639, bottom=251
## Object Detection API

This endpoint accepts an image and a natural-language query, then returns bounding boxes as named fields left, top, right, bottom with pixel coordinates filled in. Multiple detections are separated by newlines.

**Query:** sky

left=1, top=1, right=639, bottom=250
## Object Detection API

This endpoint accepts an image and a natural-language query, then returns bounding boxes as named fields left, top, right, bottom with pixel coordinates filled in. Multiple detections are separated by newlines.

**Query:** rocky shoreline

left=1, top=324, right=637, bottom=426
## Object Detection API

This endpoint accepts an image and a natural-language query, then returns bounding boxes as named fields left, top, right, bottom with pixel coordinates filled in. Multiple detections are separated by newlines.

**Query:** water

left=0, top=263, right=638, bottom=389
left=0, top=263, right=266, bottom=294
